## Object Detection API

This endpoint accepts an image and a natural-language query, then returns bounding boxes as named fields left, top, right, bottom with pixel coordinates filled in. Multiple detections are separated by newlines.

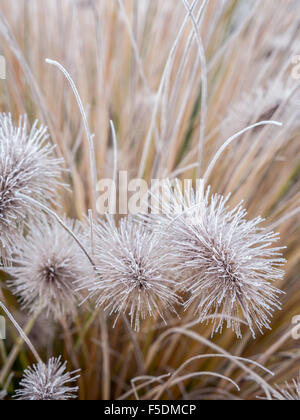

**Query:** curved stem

left=16, top=193, right=95, bottom=267
left=203, top=120, right=283, bottom=185
left=110, top=120, right=118, bottom=216
left=0, top=301, right=41, bottom=365
left=0, top=307, right=41, bottom=385
left=182, top=0, right=208, bottom=176
left=45, top=59, right=97, bottom=214
left=138, top=0, right=198, bottom=178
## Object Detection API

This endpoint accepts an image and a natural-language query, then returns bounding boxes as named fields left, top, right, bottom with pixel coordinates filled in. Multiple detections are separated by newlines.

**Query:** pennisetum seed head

left=8, top=216, right=92, bottom=321
left=80, top=216, right=179, bottom=331
left=150, top=181, right=285, bottom=338
left=0, top=113, right=63, bottom=260
left=14, top=357, right=80, bottom=400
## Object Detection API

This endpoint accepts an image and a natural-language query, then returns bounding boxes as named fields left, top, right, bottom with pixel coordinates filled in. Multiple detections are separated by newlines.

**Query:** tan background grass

left=0, top=0, right=299, bottom=400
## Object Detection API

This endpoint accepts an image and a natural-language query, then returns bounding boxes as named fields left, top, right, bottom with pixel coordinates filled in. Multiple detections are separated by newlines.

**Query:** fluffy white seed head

left=8, top=216, right=92, bottom=321
left=150, top=181, right=285, bottom=338
left=81, top=216, right=179, bottom=331
left=15, top=357, right=79, bottom=400
left=0, top=113, right=63, bottom=259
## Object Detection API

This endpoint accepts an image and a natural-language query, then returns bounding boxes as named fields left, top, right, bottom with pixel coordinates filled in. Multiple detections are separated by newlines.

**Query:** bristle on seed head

left=274, top=373, right=300, bottom=400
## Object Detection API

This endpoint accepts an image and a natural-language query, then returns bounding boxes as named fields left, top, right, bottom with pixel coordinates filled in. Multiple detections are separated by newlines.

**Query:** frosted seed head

left=79, top=216, right=180, bottom=331
left=8, top=216, right=92, bottom=321
left=15, top=357, right=79, bottom=401
left=0, top=113, right=64, bottom=260
left=149, top=182, right=285, bottom=338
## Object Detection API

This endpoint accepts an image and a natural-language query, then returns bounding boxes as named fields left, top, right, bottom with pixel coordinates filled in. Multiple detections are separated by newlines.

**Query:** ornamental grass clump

left=0, top=0, right=298, bottom=401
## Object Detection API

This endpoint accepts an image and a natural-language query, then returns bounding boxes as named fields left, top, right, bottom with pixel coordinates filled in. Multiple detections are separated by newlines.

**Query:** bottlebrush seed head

left=0, top=113, right=64, bottom=260
left=150, top=181, right=286, bottom=338
left=15, top=357, right=79, bottom=400
left=8, top=216, right=92, bottom=321
left=80, top=216, right=180, bottom=331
